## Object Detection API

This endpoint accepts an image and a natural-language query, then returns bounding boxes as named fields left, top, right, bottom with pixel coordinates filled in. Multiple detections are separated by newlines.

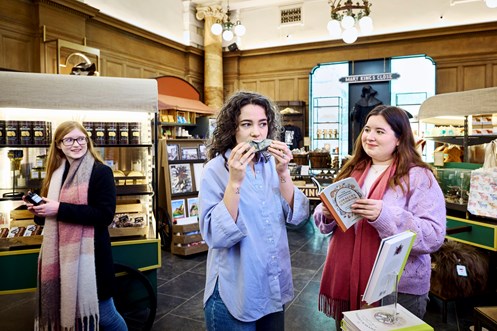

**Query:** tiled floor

left=151, top=218, right=484, bottom=331
left=0, top=218, right=490, bottom=330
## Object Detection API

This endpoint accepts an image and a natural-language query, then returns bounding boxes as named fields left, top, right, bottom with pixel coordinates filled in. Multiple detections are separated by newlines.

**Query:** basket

left=292, top=153, right=309, bottom=166
left=309, top=152, right=331, bottom=168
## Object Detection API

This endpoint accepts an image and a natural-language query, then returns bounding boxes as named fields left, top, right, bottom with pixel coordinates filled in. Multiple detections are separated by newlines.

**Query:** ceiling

left=83, top=0, right=497, bottom=50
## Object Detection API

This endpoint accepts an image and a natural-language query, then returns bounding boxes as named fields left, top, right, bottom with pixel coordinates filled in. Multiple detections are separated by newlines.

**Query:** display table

left=0, top=239, right=161, bottom=294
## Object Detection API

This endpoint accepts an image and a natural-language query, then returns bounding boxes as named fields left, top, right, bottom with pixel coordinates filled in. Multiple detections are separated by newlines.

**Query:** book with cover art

left=342, top=303, right=433, bottom=331
left=362, top=230, right=417, bottom=305
left=318, top=177, right=364, bottom=232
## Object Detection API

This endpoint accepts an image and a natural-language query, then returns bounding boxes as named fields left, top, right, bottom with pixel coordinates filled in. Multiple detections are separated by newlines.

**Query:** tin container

left=32, top=121, right=47, bottom=145
left=19, top=121, right=33, bottom=145
left=129, top=122, right=141, bottom=144
left=0, top=120, right=5, bottom=145
left=106, top=122, right=118, bottom=145
left=5, top=120, right=20, bottom=145
left=93, top=122, right=106, bottom=145
left=118, top=122, right=129, bottom=145
left=83, top=122, right=94, bottom=143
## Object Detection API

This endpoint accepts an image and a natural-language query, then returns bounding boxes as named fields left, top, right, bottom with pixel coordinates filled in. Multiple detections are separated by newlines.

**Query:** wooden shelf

left=424, top=135, right=497, bottom=146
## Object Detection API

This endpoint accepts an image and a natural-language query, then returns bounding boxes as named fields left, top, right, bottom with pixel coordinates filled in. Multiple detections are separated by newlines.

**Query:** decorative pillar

left=196, top=5, right=225, bottom=111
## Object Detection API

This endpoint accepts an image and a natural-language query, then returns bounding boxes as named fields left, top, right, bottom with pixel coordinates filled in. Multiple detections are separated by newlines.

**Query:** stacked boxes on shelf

left=171, top=223, right=207, bottom=255
left=472, top=114, right=496, bottom=135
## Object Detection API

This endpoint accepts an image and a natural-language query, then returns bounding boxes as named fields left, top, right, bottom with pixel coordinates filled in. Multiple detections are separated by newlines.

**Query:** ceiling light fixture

left=327, top=0, right=373, bottom=44
left=210, top=0, right=246, bottom=42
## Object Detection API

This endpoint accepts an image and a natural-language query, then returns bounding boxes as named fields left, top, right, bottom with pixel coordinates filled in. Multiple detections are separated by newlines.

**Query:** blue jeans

left=204, top=282, right=285, bottom=331
left=99, top=297, right=128, bottom=331
left=78, top=297, right=127, bottom=330
left=382, top=292, right=429, bottom=319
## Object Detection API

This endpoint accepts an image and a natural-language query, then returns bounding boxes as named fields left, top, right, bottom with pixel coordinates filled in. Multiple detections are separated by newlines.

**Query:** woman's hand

left=351, top=198, right=383, bottom=221
left=26, top=197, right=60, bottom=218
left=228, top=142, right=255, bottom=184
left=321, top=204, right=334, bottom=219
left=267, top=140, right=292, bottom=175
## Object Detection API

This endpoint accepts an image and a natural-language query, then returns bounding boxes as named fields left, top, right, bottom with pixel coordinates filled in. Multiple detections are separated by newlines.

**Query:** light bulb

left=327, top=19, right=341, bottom=38
left=211, top=22, right=222, bottom=35
left=359, top=16, right=373, bottom=34
left=222, top=29, right=234, bottom=41
left=234, top=22, right=246, bottom=36
left=486, top=0, right=497, bottom=8
left=341, top=15, right=355, bottom=29
left=342, top=27, right=358, bottom=44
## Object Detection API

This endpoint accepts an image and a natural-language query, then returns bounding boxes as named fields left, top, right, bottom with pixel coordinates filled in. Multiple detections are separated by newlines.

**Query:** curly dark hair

left=206, top=91, right=282, bottom=164
left=337, top=105, right=433, bottom=193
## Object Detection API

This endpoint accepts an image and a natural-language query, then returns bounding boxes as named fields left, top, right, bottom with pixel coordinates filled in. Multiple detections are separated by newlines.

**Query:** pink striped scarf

left=35, top=152, right=99, bottom=331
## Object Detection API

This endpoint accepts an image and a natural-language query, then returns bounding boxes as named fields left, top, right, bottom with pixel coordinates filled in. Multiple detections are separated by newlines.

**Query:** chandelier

left=327, top=0, right=373, bottom=44
left=210, top=1, right=246, bottom=42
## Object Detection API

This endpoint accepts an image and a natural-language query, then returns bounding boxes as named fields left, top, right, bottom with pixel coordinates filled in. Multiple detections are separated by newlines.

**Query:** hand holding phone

left=25, top=192, right=44, bottom=206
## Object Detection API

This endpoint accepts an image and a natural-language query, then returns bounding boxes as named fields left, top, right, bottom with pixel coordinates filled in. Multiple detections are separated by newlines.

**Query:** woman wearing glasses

left=24, top=121, right=127, bottom=331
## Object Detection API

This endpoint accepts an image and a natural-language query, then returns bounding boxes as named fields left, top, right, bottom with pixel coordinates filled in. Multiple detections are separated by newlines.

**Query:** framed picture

left=193, top=163, right=204, bottom=191
left=169, top=163, right=193, bottom=194
left=167, top=144, right=179, bottom=161
left=198, top=143, right=207, bottom=159
left=171, top=199, right=186, bottom=220
left=181, top=147, right=199, bottom=160
left=187, top=197, right=199, bottom=218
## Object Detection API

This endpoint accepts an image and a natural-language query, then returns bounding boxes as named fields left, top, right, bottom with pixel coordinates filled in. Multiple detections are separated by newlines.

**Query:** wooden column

left=196, top=5, right=225, bottom=111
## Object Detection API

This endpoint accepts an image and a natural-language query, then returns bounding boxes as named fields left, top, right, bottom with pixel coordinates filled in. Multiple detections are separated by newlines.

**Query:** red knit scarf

left=318, top=160, right=397, bottom=323
left=35, top=152, right=99, bottom=331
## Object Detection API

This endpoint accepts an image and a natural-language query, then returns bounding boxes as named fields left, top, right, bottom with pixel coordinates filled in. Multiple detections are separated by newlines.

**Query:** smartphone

left=26, top=192, right=43, bottom=206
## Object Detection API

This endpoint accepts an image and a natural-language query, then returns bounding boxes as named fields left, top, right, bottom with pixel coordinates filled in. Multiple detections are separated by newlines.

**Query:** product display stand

left=373, top=271, right=399, bottom=325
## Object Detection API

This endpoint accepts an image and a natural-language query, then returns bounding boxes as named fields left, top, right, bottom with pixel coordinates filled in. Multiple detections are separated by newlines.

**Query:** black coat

left=36, top=161, right=117, bottom=300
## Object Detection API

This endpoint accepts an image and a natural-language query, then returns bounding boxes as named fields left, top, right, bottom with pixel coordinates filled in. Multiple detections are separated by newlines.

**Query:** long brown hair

left=337, top=105, right=432, bottom=192
left=206, top=91, right=281, bottom=164
left=40, top=121, right=103, bottom=196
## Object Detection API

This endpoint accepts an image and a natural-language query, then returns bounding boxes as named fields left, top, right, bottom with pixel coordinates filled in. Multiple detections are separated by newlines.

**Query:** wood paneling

left=240, top=81, right=257, bottom=92
left=278, top=79, right=296, bottom=101
left=463, top=65, right=486, bottom=91
left=2, top=35, right=32, bottom=72
left=437, top=67, right=458, bottom=94
left=104, top=60, right=124, bottom=77
left=259, top=80, right=276, bottom=100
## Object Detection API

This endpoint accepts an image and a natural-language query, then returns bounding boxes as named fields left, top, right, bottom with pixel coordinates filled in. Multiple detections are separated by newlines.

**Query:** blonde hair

left=41, top=121, right=103, bottom=196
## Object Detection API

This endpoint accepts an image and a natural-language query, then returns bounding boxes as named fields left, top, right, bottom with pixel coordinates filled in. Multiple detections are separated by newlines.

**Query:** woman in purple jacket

left=314, top=105, right=446, bottom=328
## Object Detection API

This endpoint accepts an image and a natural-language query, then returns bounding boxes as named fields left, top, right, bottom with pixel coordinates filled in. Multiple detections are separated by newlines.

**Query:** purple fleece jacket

left=314, top=166, right=446, bottom=295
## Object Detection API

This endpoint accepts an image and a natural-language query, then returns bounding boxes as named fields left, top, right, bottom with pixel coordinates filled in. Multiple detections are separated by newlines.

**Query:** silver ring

left=282, top=154, right=286, bottom=159
left=239, top=160, right=243, bottom=165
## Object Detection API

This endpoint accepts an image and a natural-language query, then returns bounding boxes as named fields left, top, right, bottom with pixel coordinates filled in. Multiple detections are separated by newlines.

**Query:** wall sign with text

left=339, top=73, right=400, bottom=83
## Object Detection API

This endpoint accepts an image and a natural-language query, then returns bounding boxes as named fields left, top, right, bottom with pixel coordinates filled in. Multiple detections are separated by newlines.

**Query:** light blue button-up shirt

left=199, top=151, right=310, bottom=322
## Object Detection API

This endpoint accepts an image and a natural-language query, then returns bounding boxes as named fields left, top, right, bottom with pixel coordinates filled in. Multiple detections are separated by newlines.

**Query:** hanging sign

left=339, top=73, right=400, bottom=83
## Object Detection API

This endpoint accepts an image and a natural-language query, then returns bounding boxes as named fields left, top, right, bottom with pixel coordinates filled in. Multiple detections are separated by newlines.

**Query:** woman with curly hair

left=199, top=91, right=309, bottom=330
left=314, top=105, right=446, bottom=329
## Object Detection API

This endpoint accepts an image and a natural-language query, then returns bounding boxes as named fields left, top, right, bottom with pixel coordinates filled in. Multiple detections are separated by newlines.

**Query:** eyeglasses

left=61, top=136, right=88, bottom=146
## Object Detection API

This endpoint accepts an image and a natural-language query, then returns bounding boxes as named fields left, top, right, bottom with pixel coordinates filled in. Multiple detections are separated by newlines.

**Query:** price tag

left=456, top=264, right=468, bottom=277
